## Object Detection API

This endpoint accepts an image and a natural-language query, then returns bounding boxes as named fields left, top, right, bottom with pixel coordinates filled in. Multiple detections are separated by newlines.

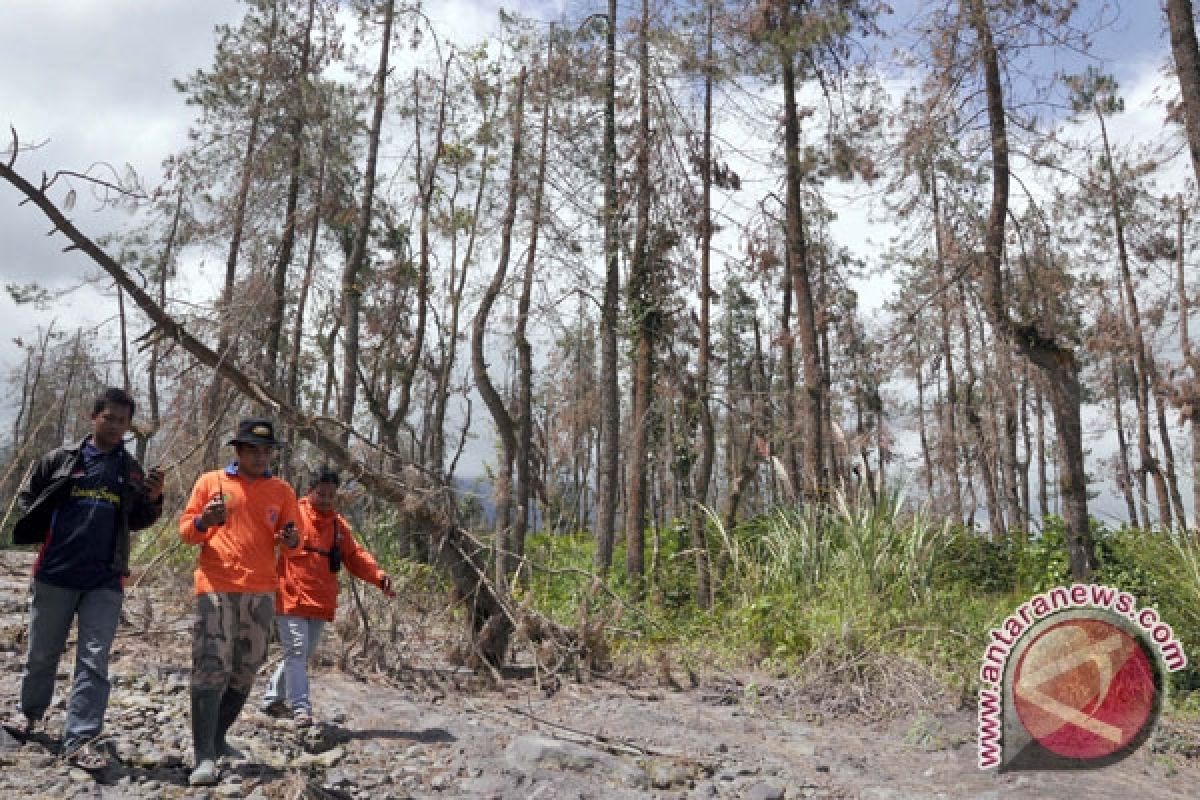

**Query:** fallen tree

left=0, top=140, right=534, bottom=667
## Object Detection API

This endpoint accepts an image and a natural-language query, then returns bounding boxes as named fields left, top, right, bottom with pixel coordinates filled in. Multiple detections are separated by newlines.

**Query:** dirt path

left=1, top=549, right=1198, bottom=799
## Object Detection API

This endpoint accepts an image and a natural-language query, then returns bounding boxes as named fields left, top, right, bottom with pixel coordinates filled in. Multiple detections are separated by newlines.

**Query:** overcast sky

left=0, top=0, right=1184, bottom=521
left=0, top=0, right=526, bottom=355
left=2, top=1, right=243, bottom=395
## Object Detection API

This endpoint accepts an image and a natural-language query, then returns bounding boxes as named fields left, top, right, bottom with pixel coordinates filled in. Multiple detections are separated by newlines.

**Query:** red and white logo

left=1012, top=617, right=1156, bottom=761
left=978, top=584, right=1184, bottom=770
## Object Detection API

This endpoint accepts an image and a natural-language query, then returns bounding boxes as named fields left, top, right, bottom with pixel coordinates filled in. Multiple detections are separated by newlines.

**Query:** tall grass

left=710, top=488, right=951, bottom=606
left=354, top=488, right=1200, bottom=703
left=696, top=488, right=986, bottom=680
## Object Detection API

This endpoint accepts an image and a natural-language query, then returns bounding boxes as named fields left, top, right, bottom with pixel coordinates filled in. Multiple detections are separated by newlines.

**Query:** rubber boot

left=215, top=688, right=249, bottom=760
left=188, top=689, right=221, bottom=786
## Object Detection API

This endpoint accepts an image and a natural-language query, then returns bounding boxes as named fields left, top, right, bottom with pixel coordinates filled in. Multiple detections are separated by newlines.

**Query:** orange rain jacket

left=180, top=467, right=301, bottom=595
left=276, top=496, right=387, bottom=622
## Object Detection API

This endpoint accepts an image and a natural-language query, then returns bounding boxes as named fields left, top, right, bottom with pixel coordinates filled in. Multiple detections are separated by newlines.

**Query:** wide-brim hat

left=227, top=417, right=282, bottom=447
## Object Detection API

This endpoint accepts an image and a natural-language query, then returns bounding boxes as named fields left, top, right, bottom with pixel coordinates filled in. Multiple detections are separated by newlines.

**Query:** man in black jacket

left=3, top=387, right=163, bottom=771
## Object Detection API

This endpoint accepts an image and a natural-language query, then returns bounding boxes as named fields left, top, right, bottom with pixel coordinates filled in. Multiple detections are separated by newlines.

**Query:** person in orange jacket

left=260, top=466, right=393, bottom=726
left=179, top=417, right=300, bottom=787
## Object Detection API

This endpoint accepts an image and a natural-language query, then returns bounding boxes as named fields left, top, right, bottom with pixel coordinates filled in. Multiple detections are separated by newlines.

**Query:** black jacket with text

left=12, top=438, right=164, bottom=578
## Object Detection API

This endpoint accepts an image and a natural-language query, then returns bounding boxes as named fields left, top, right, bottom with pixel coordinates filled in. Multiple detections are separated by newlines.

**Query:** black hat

left=312, top=466, right=340, bottom=487
left=227, top=417, right=282, bottom=447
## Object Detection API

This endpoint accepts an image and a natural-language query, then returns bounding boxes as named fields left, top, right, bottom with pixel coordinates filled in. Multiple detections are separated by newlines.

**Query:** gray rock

left=786, top=738, right=817, bottom=757
left=690, top=781, right=719, bottom=798
left=360, top=766, right=390, bottom=786
left=326, top=768, right=354, bottom=787
left=505, top=735, right=648, bottom=789
left=649, top=761, right=693, bottom=789
left=744, top=782, right=785, bottom=800
left=859, top=790, right=903, bottom=800
left=133, top=746, right=168, bottom=769
left=460, top=773, right=518, bottom=797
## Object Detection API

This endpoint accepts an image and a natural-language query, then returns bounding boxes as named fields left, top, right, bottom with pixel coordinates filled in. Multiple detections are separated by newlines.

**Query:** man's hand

left=379, top=573, right=396, bottom=598
left=278, top=522, right=299, bottom=549
left=199, top=494, right=227, bottom=528
left=144, top=467, right=165, bottom=501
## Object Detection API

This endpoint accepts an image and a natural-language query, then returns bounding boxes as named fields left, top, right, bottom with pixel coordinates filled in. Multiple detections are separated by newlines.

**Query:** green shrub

left=267, top=499, right=1200, bottom=704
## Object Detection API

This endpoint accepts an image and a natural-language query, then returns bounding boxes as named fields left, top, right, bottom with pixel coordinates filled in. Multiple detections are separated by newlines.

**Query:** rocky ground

left=2, top=549, right=1200, bottom=799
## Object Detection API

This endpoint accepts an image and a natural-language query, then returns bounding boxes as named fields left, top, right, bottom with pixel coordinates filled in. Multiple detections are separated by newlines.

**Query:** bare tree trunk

left=1017, top=369, right=1032, bottom=527
left=687, top=0, right=716, bottom=610
left=1174, top=195, right=1199, bottom=530
left=1167, top=0, right=1200, bottom=189
left=117, top=287, right=132, bottom=393
left=595, top=0, right=621, bottom=575
left=20, top=325, right=54, bottom=448
left=138, top=189, right=184, bottom=464
left=1110, top=354, right=1141, bottom=527
left=57, top=330, right=84, bottom=444
left=997, top=342, right=1024, bottom=535
left=1150, top=355, right=1188, bottom=529
left=427, top=68, right=490, bottom=477
left=1161, top=5, right=1200, bottom=524
left=722, top=319, right=766, bottom=533
left=779, top=9, right=824, bottom=503
left=970, top=0, right=1094, bottom=577
left=817, top=250, right=840, bottom=496
left=204, top=0, right=279, bottom=467
left=780, top=245, right=800, bottom=499
left=1161, top=0, right=1200, bottom=527
left=624, top=0, right=655, bottom=598
left=514, top=52, right=552, bottom=578
left=914, top=330, right=936, bottom=499
left=1035, top=381, right=1048, bottom=523
left=472, top=68, right=527, bottom=590
left=855, top=388, right=878, bottom=507
left=931, top=176, right=964, bottom=522
left=338, top=0, right=394, bottom=446
left=959, top=302, right=1002, bottom=537
left=266, top=0, right=316, bottom=389
left=12, top=347, right=33, bottom=454
left=287, top=124, right=327, bottom=410
left=1097, top=110, right=1169, bottom=528
left=381, top=61, right=446, bottom=457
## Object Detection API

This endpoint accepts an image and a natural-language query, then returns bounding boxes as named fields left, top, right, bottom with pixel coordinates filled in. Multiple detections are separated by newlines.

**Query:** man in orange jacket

left=260, top=466, right=393, bottom=727
left=179, top=417, right=300, bottom=787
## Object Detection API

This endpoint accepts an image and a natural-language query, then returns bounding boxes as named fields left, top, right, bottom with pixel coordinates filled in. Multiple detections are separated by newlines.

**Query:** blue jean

left=262, top=615, right=325, bottom=714
left=19, top=579, right=123, bottom=749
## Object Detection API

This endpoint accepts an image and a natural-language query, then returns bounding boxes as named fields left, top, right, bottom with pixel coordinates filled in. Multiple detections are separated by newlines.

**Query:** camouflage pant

left=190, top=592, right=274, bottom=693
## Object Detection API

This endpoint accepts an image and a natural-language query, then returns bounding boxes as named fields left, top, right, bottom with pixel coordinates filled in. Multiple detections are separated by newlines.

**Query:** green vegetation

left=516, top=492, right=1200, bottom=708
left=12, top=485, right=1194, bottom=713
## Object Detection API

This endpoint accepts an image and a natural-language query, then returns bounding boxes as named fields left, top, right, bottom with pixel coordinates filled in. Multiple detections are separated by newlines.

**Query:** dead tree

left=0, top=152, right=518, bottom=667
